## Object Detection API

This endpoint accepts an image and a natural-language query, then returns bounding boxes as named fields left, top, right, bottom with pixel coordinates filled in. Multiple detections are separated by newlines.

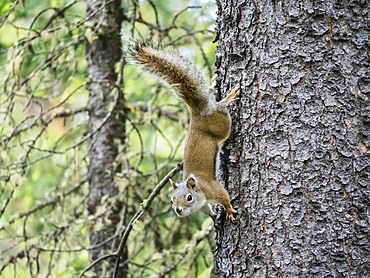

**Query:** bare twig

left=78, top=162, right=183, bottom=278
left=113, top=162, right=183, bottom=277
left=0, top=180, right=86, bottom=231
left=158, top=224, right=213, bottom=277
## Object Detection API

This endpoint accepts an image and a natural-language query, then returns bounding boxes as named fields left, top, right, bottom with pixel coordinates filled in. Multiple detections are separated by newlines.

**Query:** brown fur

left=128, top=41, right=239, bottom=221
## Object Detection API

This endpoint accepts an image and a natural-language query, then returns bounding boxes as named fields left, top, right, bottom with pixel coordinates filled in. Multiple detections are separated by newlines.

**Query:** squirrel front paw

left=226, top=206, right=237, bottom=221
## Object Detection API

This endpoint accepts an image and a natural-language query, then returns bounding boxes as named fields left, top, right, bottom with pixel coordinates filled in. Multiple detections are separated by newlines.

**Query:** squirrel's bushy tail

left=127, top=40, right=209, bottom=111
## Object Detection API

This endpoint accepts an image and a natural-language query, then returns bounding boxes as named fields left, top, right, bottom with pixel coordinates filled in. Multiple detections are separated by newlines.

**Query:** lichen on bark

left=86, top=0, right=127, bottom=276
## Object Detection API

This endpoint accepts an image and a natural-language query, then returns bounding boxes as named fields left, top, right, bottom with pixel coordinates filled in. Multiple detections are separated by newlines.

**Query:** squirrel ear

left=186, top=176, right=197, bottom=190
left=170, top=179, right=178, bottom=190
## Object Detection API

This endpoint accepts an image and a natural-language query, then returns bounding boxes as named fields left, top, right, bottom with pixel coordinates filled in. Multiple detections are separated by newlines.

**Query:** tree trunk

left=86, top=0, right=127, bottom=276
left=213, top=0, right=370, bottom=277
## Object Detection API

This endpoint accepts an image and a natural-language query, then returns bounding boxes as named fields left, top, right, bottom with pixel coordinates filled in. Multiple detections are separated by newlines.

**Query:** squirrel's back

left=127, top=41, right=212, bottom=112
left=128, top=40, right=239, bottom=222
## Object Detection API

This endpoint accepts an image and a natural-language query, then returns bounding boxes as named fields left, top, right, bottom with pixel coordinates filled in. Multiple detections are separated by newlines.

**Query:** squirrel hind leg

left=221, top=84, right=240, bottom=106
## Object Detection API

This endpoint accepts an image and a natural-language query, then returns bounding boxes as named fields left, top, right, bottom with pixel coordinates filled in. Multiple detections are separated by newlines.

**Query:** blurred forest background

left=0, top=0, right=218, bottom=277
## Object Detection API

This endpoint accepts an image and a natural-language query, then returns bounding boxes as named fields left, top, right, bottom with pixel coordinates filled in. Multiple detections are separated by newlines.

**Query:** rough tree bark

left=213, top=0, right=369, bottom=277
left=86, top=0, right=127, bottom=276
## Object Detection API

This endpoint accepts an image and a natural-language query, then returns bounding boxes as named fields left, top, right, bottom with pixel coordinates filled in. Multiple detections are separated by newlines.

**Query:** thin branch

left=0, top=180, right=86, bottom=231
left=171, top=6, right=201, bottom=28
left=0, top=0, right=19, bottom=28
left=113, top=162, right=183, bottom=277
left=78, top=162, right=183, bottom=278
left=78, top=253, right=117, bottom=278
left=158, top=224, right=213, bottom=277
left=132, top=103, right=180, bottom=121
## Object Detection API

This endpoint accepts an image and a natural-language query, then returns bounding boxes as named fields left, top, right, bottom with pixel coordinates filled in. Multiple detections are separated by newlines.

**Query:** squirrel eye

left=171, top=200, right=173, bottom=204
left=187, top=194, right=193, bottom=202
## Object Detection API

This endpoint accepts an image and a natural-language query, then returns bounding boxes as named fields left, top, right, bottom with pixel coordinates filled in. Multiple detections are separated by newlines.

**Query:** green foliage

left=0, top=0, right=216, bottom=277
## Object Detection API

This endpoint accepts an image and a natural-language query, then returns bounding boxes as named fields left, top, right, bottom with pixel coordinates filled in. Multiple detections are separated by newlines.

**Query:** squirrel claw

left=226, top=207, right=237, bottom=221
left=227, top=212, right=236, bottom=221
left=223, top=84, right=240, bottom=105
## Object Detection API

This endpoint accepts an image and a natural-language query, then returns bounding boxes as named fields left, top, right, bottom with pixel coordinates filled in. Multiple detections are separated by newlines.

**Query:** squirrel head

left=170, top=174, right=206, bottom=217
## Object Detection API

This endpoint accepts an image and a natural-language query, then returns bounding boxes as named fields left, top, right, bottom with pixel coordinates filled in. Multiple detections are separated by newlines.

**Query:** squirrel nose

left=176, top=207, right=183, bottom=215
